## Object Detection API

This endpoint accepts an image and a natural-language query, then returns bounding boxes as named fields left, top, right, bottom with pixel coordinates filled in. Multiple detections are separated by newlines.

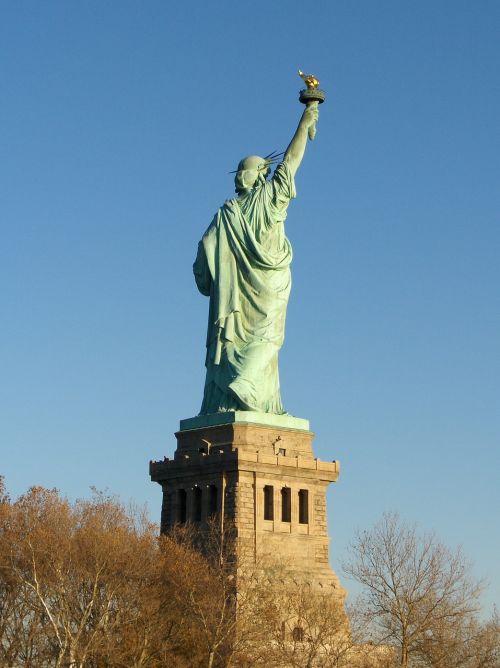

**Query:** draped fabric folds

left=193, top=162, right=296, bottom=415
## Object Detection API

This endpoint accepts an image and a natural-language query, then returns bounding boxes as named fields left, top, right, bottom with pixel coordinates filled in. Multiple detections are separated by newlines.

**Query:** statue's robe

left=193, top=161, right=295, bottom=415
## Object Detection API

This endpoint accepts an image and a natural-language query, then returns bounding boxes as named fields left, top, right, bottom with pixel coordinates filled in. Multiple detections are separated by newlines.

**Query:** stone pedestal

left=150, top=412, right=344, bottom=595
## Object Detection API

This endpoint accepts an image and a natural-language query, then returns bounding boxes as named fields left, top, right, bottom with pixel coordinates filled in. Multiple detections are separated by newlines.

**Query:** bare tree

left=418, top=607, right=500, bottom=668
left=344, top=512, right=482, bottom=668
left=224, top=559, right=351, bottom=668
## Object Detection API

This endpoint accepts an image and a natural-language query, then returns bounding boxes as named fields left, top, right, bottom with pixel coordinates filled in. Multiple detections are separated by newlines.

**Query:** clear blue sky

left=1, top=1, right=499, bottom=612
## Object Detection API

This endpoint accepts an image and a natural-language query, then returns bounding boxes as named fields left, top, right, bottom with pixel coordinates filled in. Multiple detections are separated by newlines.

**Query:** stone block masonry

left=150, top=414, right=345, bottom=597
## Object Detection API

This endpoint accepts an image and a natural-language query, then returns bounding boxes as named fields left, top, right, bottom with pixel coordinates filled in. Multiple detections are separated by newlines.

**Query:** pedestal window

left=264, top=485, right=274, bottom=520
left=177, top=489, right=187, bottom=524
left=281, top=487, right=291, bottom=523
left=209, top=484, right=218, bottom=516
left=298, top=489, right=309, bottom=524
left=193, top=486, right=202, bottom=522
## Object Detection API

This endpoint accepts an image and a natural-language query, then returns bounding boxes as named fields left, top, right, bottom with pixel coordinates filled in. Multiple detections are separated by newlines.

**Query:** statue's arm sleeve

left=193, top=240, right=212, bottom=296
left=269, top=161, right=297, bottom=214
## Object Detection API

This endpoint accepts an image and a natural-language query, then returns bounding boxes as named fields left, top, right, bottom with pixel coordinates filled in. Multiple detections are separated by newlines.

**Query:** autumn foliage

left=0, top=480, right=232, bottom=667
left=0, top=480, right=498, bottom=668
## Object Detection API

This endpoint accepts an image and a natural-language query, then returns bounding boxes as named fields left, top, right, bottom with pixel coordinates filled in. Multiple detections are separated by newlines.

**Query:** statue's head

left=234, top=155, right=270, bottom=194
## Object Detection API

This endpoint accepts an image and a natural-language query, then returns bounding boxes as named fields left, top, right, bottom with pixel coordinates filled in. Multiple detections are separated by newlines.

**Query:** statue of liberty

left=193, top=76, right=322, bottom=416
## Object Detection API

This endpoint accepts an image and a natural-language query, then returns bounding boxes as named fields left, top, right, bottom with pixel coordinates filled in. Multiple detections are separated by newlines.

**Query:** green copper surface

left=193, top=100, right=319, bottom=416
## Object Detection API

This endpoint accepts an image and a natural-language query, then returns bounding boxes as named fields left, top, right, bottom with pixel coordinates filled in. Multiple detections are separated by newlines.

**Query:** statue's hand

left=301, top=103, right=319, bottom=129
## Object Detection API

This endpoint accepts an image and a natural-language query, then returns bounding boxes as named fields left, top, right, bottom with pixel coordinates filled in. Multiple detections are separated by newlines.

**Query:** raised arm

left=283, top=102, right=319, bottom=177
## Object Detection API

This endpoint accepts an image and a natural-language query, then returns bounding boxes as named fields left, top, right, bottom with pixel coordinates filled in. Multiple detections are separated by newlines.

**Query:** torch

left=298, top=69, right=326, bottom=141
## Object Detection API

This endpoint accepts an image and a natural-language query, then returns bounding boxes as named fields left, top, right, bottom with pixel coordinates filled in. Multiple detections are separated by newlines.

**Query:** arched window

left=177, top=489, right=187, bottom=524
left=298, top=489, right=309, bottom=524
left=193, top=486, right=202, bottom=522
left=281, top=487, right=291, bottom=523
left=264, top=485, right=274, bottom=520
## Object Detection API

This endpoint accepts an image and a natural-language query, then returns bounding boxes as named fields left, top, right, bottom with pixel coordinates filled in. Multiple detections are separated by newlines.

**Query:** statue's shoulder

left=221, top=197, right=244, bottom=214
left=272, top=160, right=292, bottom=180
left=202, top=199, right=238, bottom=238
left=269, top=160, right=296, bottom=203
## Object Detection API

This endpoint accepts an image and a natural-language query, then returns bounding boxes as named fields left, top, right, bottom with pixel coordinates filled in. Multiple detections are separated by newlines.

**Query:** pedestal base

left=179, top=411, right=310, bottom=432
left=150, top=415, right=344, bottom=595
